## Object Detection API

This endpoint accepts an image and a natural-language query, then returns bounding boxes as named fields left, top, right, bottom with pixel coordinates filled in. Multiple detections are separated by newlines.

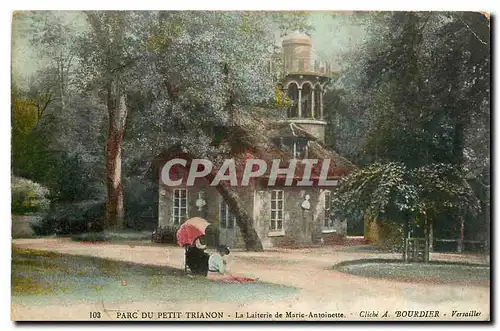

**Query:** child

left=207, top=245, right=230, bottom=275
left=207, top=245, right=257, bottom=283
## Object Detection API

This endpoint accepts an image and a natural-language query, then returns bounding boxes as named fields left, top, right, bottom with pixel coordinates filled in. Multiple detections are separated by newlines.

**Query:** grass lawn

left=333, top=258, right=490, bottom=285
left=11, top=246, right=298, bottom=306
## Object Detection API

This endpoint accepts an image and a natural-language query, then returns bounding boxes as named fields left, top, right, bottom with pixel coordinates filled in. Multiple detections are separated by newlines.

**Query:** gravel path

left=11, top=238, right=490, bottom=321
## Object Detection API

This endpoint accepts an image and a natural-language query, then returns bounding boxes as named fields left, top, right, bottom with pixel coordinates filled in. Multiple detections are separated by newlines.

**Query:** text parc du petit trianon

left=161, top=158, right=338, bottom=187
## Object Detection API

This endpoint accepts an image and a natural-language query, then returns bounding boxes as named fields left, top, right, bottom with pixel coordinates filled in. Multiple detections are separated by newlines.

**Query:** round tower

left=281, top=32, right=334, bottom=142
left=282, top=32, right=313, bottom=73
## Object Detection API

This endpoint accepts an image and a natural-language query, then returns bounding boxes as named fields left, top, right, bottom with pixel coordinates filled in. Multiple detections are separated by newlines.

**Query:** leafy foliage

left=326, top=12, right=489, bottom=170
left=151, top=225, right=178, bottom=244
left=123, top=177, right=157, bottom=231
left=55, top=153, right=95, bottom=202
left=132, top=11, right=311, bottom=158
left=331, top=162, right=480, bottom=228
left=33, top=201, right=105, bottom=235
left=71, top=231, right=152, bottom=242
left=11, top=11, right=489, bottom=249
left=324, top=12, right=489, bottom=247
left=11, top=176, right=50, bottom=215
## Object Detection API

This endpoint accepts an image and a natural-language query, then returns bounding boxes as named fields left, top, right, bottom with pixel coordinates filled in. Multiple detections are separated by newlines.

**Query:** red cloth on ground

left=220, top=276, right=257, bottom=283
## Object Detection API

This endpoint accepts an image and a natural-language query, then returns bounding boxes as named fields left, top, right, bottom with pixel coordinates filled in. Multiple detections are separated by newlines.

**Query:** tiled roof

left=149, top=107, right=355, bottom=183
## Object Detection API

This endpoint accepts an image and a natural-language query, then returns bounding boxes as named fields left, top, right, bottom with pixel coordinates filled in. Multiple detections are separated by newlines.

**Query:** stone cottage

left=152, top=33, right=355, bottom=249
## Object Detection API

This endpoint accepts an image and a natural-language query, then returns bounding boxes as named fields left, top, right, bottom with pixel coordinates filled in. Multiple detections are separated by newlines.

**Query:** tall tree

left=11, top=81, right=59, bottom=186
left=137, top=11, right=311, bottom=250
left=328, top=12, right=490, bottom=252
left=28, top=11, right=82, bottom=112
left=76, top=11, right=151, bottom=229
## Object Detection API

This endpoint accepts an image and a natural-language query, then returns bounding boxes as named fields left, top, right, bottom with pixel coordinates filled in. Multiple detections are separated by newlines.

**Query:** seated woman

left=207, top=245, right=256, bottom=283
left=185, top=237, right=209, bottom=276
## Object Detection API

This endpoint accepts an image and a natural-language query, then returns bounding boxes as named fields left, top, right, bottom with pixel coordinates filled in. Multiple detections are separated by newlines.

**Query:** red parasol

left=176, top=217, right=211, bottom=247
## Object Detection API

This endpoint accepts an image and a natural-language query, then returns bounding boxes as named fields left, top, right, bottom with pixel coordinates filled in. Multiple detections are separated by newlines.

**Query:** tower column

left=298, top=88, right=302, bottom=118
left=319, top=89, right=324, bottom=120
left=283, top=88, right=290, bottom=117
left=311, top=88, right=315, bottom=119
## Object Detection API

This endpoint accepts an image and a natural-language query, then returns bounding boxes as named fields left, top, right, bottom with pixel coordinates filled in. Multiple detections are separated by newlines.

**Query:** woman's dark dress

left=185, top=246, right=209, bottom=276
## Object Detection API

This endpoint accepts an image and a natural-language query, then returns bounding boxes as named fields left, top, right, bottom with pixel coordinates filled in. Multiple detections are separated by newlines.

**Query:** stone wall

left=158, top=179, right=253, bottom=248
left=158, top=179, right=219, bottom=228
left=288, top=119, right=327, bottom=142
left=253, top=185, right=344, bottom=249
left=158, top=179, right=345, bottom=249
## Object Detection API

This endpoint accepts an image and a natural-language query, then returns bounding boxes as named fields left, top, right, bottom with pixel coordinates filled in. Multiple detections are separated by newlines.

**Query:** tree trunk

left=213, top=181, right=263, bottom=251
left=457, top=216, right=465, bottom=253
left=424, top=215, right=430, bottom=263
left=484, top=195, right=490, bottom=255
left=429, top=220, right=433, bottom=253
left=483, top=168, right=490, bottom=255
left=210, top=66, right=262, bottom=251
left=105, top=129, right=125, bottom=230
left=402, top=218, right=409, bottom=262
left=105, top=87, right=127, bottom=230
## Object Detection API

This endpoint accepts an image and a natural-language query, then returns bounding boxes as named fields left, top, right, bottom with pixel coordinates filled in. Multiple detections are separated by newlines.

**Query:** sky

left=11, top=11, right=368, bottom=88
left=11, top=11, right=87, bottom=88
left=308, top=12, right=368, bottom=70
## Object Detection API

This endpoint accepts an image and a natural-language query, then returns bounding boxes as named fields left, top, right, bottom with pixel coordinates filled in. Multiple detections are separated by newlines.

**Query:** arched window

left=287, top=83, right=299, bottom=118
left=301, top=83, right=313, bottom=118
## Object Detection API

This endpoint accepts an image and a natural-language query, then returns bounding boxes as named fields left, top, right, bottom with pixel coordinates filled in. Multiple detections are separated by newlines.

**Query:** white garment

left=194, top=238, right=206, bottom=249
left=208, top=253, right=226, bottom=274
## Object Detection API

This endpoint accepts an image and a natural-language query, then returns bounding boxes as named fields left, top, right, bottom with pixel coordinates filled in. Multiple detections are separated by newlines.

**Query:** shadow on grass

left=332, top=258, right=490, bottom=286
left=333, top=258, right=490, bottom=269
left=338, top=245, right=391, bottom=253
left=12, top=246, right=298, bottom=306
left=236, top=255, right=302, bottom=265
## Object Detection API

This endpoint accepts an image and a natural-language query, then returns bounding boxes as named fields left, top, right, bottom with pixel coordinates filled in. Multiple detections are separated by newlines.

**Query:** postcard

left=10, top=10, right=490, bottom=322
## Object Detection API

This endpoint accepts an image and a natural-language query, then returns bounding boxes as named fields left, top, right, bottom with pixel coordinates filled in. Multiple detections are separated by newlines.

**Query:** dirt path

left=11, top=239, right=490, bottom=321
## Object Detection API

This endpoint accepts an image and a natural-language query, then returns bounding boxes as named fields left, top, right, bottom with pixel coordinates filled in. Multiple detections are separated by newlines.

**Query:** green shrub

left=152, top=225, right=178, bottom=244
left=55, top=153, right=93, bottom=202
left=71, top=231, right=155, bottom=242
left=365, top=217, right=404, bottom=252
left=105, top=231, right=152, bottom=241
left=123, top=178, right=157, bottom=231
left=71, top=232, right=108, bottom=242
left=11, top=176, right=50, bottom=215
left=125, top=213, right=157, bottom=232
left=204, top=226, right=220, bottom=248
left=33, top=201, right=105, bottom=235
